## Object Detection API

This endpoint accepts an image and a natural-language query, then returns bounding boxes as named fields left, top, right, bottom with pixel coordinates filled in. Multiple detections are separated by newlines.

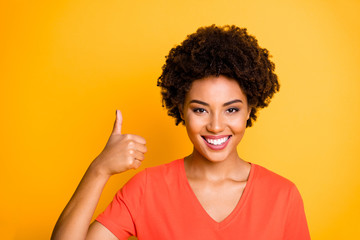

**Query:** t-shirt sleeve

left=283, top=183, right=311, bottom=240
left=96, top=170, right=147, bottom=239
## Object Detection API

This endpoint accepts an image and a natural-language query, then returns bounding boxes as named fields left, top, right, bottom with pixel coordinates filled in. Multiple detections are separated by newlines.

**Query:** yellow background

left=1, top=0, right=359, bottom=239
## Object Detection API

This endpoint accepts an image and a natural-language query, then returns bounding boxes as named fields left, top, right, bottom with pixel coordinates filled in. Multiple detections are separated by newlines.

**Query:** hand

left=91, top=110, right=147, bottom=177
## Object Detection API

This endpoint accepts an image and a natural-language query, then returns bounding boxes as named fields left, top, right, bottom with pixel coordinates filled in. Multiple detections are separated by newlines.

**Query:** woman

left=52, top=25, right=310, bottom=239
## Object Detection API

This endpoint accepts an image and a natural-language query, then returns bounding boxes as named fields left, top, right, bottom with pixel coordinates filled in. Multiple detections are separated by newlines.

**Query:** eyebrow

left=189, top=99, right=243, bottom=106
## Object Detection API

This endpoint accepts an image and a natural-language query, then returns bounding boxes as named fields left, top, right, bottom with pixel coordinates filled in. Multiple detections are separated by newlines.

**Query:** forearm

left=51, top=161, right=110, bottom=240
left=52, top=109, right=146, bottom=239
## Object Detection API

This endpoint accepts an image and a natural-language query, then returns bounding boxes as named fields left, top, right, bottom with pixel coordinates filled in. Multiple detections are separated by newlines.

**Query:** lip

left=202, top=135, right=231, bottom=139
left=201, top=135, right=231, bottom=150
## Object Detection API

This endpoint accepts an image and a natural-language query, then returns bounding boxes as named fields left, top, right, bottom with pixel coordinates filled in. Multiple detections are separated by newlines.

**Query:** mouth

left=201, top=135, right=231, bottom=150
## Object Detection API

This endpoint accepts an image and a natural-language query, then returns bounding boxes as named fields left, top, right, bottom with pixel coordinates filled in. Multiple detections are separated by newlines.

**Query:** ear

left=178, top=104, right=184, bottom=120
left=246, top=106, right=252, bottom=120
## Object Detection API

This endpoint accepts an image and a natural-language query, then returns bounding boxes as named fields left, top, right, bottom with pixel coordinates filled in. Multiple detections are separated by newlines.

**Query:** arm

left=51, top=110, right=147, bottom=240
left=283, top=184, right=311, bottom=240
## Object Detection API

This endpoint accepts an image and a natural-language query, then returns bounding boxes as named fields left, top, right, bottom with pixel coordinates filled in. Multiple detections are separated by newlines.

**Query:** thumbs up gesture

left=91, top=110, right=147, bottom=177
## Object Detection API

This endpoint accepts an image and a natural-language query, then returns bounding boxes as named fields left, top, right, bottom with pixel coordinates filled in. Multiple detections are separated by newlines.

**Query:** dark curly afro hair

left=157, top=24, right=280, bottom=127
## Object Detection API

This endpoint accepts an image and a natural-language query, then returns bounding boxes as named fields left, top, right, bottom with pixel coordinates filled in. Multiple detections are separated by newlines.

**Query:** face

left=181, top=75, right=251, bottom=163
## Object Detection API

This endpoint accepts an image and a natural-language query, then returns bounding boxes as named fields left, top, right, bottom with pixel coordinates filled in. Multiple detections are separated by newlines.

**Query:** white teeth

left=205, top=137, right=229, bottom=146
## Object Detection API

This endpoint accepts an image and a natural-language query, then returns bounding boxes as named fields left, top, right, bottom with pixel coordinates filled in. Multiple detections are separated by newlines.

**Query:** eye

left=226, top=107, right=239, bottom=113
left=193, top=108, right=207, bottom=114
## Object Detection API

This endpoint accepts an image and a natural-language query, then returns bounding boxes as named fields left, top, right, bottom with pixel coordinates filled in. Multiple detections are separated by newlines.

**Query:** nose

left=206, top=112, right=225, bottom=133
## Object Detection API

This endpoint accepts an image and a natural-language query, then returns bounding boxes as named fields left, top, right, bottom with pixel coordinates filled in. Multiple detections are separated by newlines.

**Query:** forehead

left=185, top=75, right=247, bottom=103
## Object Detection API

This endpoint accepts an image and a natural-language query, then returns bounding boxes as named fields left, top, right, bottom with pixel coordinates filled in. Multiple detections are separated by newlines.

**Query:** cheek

left=185, top=115, right=205, bottom=138
left=228, top=116, right=248, bottom=133
left=186, top=117, right=201, bottom=133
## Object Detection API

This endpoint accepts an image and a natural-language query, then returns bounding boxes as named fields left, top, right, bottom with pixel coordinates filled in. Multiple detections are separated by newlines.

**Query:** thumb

left=112, top=109, right=122, bottom=134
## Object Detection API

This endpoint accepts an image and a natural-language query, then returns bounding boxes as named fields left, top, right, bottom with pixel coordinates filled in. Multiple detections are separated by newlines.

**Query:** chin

left=198, top=149, right=232, bottom=163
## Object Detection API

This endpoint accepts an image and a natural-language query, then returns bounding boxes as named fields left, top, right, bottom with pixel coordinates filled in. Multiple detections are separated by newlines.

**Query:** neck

left=184, top=148, right=250, bottom=181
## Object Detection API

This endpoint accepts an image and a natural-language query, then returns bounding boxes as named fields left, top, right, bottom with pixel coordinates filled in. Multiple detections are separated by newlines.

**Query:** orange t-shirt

left=96, top=159, right=310, bottom=239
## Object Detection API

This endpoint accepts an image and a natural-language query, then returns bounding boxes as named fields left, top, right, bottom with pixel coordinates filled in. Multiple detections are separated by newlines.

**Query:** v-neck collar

left=178, top=158, right=256, bottom=229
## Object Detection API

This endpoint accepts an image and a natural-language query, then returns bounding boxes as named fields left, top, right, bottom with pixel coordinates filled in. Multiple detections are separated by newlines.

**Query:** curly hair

left=157, top=24, right=280, bottom=127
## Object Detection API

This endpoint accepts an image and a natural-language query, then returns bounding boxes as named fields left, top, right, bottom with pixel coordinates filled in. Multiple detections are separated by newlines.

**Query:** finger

left=132, top=159, right=142, bottom=169
left=130, top=142, right=147, bottom=154
left=112, top=109, right=122, bottom=135
left=133, top=151, right=145, bottom=161
left=125, top=134, right=146, bottom=145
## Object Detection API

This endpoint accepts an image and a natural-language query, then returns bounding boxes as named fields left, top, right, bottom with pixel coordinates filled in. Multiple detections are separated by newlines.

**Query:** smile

left=201, top=135, right=231, bottom=150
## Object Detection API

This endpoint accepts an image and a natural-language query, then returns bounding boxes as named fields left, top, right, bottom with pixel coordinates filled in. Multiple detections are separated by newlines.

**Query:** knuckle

left=133, top=160, right=141, bottom=169
left=128, top=149, right=135, bottom=155
left=127, top=140, right=135, bottom=148
left=126, top=156, right=134, bottom=165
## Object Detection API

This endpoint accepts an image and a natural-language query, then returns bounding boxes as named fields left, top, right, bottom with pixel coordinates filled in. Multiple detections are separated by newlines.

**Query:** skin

left=51, top=110, right=146, bottom=240
left=51, top=75, right=252, bottom=239
left=182, top=75, right=252, bottom=222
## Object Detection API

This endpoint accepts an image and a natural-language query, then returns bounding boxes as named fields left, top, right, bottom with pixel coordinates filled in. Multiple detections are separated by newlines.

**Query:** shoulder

left=123, top=158, right=183, bottom=189
left=249, top=163, right=305, bottom=210
left=145, top=158, right=182, bottom=175
left=249, top=164, right=310, bottom=238
left=116, top=159, right=182, bottom=203
left=251, top=163, right=300, bottom=199
left=143, top=159, right=183, bottom=185
left=252, top=163, right=296, bottom=188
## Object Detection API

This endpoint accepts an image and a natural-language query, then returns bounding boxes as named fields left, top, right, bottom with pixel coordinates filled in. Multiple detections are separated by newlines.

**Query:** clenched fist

left=91, top=110, right=147, bottom=177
